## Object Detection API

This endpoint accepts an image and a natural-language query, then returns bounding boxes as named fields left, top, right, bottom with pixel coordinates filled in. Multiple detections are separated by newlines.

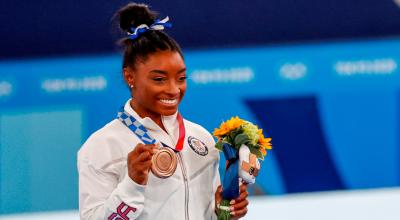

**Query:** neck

left=130, top=99, right=166, bottom=131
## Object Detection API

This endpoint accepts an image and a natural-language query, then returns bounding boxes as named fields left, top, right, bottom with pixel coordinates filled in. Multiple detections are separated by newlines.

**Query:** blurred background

left=1, top=0, right=400, bottom=219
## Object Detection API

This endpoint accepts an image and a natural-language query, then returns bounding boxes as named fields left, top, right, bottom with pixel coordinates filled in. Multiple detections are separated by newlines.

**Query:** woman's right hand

left=127, top=143, right=158, bottom=185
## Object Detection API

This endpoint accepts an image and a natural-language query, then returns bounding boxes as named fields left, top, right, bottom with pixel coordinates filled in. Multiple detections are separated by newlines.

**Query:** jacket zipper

left=177, top=152, right=189, bottom=220
left=161, top=117, right=189, bottom=220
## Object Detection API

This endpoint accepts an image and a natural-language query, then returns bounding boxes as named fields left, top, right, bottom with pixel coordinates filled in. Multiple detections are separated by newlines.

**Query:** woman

left=78, top=3, right=249, bottom=219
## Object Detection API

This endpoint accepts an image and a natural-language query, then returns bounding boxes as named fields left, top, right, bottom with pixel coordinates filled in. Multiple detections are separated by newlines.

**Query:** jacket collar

left=123, top=99, right=178, bottom=134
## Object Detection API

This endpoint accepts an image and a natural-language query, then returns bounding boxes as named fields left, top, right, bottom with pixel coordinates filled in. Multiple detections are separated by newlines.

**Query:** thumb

left=215, top=185, right=223, bottom=202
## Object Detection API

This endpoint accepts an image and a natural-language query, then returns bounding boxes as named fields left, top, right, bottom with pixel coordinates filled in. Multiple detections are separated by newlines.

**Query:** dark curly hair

left=114, top=2, right=183, bottom=69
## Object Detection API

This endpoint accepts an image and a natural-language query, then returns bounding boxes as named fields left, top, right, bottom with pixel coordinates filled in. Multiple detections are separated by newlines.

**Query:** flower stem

left=218, top=199, right=231, bottom=220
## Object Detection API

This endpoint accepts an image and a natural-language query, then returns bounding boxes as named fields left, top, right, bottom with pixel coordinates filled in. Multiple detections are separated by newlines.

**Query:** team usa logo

left=188, top=136, right=208, bottom=156
left=108, top=202, right=136, bottom=220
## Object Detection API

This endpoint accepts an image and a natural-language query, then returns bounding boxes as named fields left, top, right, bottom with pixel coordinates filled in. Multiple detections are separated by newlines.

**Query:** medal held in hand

left=151, top=146, right=177, bottom=178
left=213, top=116, right=272, bottom=220
left=117, top=108, right=186, bottom=178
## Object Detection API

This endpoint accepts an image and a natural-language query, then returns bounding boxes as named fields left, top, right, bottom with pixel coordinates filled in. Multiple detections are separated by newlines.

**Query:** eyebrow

left=149, top=68, right=186, bottom=74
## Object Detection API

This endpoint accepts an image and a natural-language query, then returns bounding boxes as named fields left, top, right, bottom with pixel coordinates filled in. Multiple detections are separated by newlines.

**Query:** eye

left=153, top=77, right=165, bottom=82
left=178, top=76, right=187, bottom=81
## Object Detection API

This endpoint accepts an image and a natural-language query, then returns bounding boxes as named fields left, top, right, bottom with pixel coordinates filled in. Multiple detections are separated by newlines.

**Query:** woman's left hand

left=230, top=183, right=249, bottom=219
left=215, top=183, right=249, bottom=219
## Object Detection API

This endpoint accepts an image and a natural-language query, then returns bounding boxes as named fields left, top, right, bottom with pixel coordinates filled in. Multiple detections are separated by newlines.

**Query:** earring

left=129, top=84, right=134, bottom=89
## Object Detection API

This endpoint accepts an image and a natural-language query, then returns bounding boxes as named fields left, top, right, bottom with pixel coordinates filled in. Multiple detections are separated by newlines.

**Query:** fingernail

left=230, top=211, right=235, bottom=215
left=230, top=200, right=236, bottom=205
left=230, top=206, right=234, bottom=211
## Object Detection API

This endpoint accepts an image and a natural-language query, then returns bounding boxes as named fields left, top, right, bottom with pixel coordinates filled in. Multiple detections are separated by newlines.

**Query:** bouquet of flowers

left=213, top=116, right=272, bottom=220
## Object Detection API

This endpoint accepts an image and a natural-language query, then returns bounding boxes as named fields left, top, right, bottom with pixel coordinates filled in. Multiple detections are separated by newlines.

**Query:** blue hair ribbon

left=128, top=16, right=172, bottom=40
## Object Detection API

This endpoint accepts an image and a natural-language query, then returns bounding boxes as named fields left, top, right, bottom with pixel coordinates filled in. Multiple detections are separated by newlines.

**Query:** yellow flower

left=258, top=129, right=272, bottom=150
left=213, top=117, right=273, bottom=160
left=257, top=128, right=263, bottom=136
left=261, top=138, right=272, bottom=150
left=260, top=146, right=267, bottom=156
left=213, top=116, right=245, bottom=137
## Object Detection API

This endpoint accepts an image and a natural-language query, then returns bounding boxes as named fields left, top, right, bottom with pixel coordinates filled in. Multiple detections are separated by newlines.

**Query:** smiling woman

left=77, top=2, right=249, bottom=220
left=125, top=50, right=187, bottom=127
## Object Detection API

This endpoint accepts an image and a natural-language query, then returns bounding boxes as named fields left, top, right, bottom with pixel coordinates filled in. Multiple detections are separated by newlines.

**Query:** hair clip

left=127, top=16, right=172, bottom=40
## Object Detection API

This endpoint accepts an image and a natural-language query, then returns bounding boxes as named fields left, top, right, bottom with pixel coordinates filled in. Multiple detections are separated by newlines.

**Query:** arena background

left=1, top=0, right=400, bottom=219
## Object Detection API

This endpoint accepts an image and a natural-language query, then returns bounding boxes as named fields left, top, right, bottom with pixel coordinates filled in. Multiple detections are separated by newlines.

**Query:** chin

left=160, top=107, right=178, bottom=116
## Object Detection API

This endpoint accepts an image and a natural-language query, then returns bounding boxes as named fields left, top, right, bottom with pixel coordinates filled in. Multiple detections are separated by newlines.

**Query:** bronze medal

left=151, top=147, right=177, bottom=178
left=118, top=110, right=184, bottom=179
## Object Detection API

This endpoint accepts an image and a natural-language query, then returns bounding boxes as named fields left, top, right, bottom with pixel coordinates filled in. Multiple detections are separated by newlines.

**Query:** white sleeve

left=212, top=159, right=221, bottom=220
left=207, top=134, right=221, bottom=220
left=78, top=158, right=146, bottom=220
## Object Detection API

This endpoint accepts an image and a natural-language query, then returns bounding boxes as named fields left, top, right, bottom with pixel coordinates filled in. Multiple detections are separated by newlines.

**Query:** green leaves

left=215, top=132, right=264, bottom=160
left=234, top=133, right=250, bottom=148
left=214, top=125, right=265, bottom=160
left=217, top=199, right=232, bottom=220
left=249, top=144, right=264, bottom=160
left=215, top=141, right=224, bottom=151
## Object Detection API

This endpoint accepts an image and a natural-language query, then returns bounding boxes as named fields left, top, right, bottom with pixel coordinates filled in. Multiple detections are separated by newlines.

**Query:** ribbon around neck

left=117, top=107, right=185, bottom=152
left=222, top=142, right=240, bottom=200
left=128, top=16, right=172, bottom=40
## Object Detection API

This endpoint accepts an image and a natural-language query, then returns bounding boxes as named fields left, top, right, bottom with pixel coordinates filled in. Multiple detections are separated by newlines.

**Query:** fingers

left=133, top=143, right=147, bottom=153
left=231, top=207, right=248, bottom=219
left=214, top=184, right=250, bottom=219
left=215, top=185, right=223, bottom=203
left=130, top=144, right=157, bottom=159
left=130, top=144, right=157, bottom=165
left=240, top=182, right=248, bottom=192
left=230, top=183, right=249, bottom=219
left=216, top=185, right=222, bottom=193
left=230, top=187, right=248, bottom=205
left=134, top=143, right=158, bottom=155
left=231, top=196, right=249, bottom=219
left=231, top=198, right=249, bottom=212
left=127, top=143, right=158, bottom=185
left=136, top=150, right=152, bottom=162
left=135, top=159, right=152, bottom=171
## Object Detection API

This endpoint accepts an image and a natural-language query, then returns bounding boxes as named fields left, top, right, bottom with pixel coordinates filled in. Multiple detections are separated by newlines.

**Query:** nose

left=165, top=80, right=180, bottom=96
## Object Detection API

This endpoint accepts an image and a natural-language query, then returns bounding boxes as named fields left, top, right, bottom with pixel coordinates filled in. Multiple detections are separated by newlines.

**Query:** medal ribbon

left=117, top=108, right=186, bottom=151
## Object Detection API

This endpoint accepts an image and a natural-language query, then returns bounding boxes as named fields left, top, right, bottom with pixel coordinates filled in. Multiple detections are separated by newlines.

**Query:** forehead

left=136, top=50, right=185, bottom=72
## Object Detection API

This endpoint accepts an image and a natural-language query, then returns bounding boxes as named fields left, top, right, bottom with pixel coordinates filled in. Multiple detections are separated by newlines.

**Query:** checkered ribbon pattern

left=117, top=109, right=156, bottom=145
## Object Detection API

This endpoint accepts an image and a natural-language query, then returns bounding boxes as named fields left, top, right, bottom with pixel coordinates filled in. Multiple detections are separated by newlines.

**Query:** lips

left=159, top=98, right=178, bottom=106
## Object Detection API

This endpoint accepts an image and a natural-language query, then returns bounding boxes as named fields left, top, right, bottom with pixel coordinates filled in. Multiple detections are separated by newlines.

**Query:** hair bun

left=117, top=3, right=157, bottom=33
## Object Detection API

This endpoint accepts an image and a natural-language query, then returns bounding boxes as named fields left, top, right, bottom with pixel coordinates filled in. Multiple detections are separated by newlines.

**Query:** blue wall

left=2, top=0, right=400, bottom=58
left=1, top=38, right=399, bottom=213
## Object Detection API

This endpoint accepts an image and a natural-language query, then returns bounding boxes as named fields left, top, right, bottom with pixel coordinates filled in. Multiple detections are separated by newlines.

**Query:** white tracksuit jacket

left=78, top=100, right=220, bottom=220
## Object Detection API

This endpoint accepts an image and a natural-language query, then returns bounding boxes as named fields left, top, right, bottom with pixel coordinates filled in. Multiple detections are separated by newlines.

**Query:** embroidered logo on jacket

left=188, top=136, right=208, bottom=156
left=108, top=202, right=136, bottom=220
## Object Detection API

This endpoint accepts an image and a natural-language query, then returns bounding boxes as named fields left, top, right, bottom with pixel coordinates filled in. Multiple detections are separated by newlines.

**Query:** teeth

left=160, top=99, right=177, bottom=105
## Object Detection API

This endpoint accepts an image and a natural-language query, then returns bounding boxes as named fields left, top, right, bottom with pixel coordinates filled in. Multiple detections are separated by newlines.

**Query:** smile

left=159, top=98, right=178, bottom=105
